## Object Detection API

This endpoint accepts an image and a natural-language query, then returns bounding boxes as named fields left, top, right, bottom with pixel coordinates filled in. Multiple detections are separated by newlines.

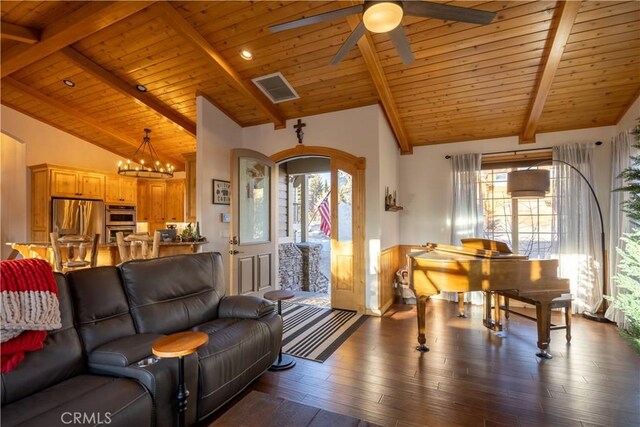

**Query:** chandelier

left=118, top=129, right=174, bottom=179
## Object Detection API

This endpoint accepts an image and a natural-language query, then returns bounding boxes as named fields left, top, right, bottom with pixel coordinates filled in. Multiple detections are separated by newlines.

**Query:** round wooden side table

left=264, top=290, right=296, bottom=371
left=152, top=331, right=208, bottom=427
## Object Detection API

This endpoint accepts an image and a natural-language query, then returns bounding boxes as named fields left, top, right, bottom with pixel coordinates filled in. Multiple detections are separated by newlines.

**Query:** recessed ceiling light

left=63, top=79, right=75, bottom=87
left=136, top=84, right=147, bottom=92
left=240, top=50, right=253, bottom=60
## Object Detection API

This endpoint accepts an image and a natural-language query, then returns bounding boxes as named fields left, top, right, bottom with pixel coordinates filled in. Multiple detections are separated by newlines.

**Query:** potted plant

left=607, top=120, right=640, bottom=352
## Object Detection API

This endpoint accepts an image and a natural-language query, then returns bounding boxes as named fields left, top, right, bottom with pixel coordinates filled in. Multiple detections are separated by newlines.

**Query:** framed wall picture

left=213, top=179, right=230, bottom=205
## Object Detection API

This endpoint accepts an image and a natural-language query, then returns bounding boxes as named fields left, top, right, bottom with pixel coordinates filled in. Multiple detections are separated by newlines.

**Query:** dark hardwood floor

left=215, top=300, right=640, bottom=427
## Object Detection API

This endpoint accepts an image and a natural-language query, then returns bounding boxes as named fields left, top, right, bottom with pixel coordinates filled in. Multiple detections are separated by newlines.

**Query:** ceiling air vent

left=251, top=72, right=299, bottom=104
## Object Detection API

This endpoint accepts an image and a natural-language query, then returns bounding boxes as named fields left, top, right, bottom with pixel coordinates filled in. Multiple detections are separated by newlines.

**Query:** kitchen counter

left=8, top=241, right=209, bottom=267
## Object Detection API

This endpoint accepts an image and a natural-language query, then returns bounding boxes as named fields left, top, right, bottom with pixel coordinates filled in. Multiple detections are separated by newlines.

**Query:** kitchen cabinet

left=30, top=167, right=49, bottom=242
left=165, top=180, right=185, bottom=222
left=137, top=179, right=184, bottom=233
left=137, top=182, right=149, bottom=221
left=148, top=182, right=166, bottom=223
left=105, top=175, right=137, bottom=204
left=50, top=168, right=104, bottom=199
left=183, top=153, right=196, bottom=222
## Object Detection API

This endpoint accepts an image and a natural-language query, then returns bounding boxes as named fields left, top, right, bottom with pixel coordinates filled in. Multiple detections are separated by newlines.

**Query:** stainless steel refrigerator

left=51, top=198, right=105, bottom=243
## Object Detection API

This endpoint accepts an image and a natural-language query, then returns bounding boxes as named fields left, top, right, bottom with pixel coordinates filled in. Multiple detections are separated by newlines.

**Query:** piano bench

left=498, top=291, right=572, bottom=343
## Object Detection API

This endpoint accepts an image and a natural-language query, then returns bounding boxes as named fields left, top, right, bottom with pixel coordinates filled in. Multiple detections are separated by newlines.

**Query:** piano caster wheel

left=536, top=350, right=553, bottom=359
left=416, top=344, right=430, bottom=352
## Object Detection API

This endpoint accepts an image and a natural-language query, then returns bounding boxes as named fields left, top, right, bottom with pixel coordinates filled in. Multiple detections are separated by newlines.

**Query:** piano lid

left=422, top=242, right=528, bottom=260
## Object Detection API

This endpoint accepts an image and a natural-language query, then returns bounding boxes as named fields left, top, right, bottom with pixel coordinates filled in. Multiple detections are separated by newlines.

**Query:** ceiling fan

left=269, top=1, right=496, bottom=65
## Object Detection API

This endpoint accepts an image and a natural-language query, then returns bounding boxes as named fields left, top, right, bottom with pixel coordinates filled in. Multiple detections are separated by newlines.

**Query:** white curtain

left=552, top=143, right=602, bottom=314
left=605, top=130, right=635, bottom=327
left=448, top=153, right=484, bottom=305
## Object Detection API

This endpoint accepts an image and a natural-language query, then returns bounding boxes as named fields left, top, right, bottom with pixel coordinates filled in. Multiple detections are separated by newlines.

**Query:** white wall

left=196, top=96, right=242, bottom=291
left=399, top=126, right=618, bottom=246
left=378, top=109, right=401, bottom=250
left=1, top=106, right=125, bottom=173
left=1, top=133, right=27, bottom=258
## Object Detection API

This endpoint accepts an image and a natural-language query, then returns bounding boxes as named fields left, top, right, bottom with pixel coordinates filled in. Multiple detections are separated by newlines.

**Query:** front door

left=230, top=149, right=276, bottom=296
left=330, top=157, right=360, bottom=311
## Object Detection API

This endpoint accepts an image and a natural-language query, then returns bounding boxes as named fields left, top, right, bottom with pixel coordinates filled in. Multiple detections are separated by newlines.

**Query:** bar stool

left=49, top=232, right=100, bottom=272
left=116, top=231, right=161, bottom=262
left=264, top=290, right=296, bottom=370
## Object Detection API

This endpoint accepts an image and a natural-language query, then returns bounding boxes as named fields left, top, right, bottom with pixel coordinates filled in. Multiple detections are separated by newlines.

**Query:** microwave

left=105, top=205, right=136, bottom=225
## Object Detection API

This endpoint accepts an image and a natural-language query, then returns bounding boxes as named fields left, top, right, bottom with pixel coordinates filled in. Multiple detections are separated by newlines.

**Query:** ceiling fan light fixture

left=363, top=1, right=403, bottom=33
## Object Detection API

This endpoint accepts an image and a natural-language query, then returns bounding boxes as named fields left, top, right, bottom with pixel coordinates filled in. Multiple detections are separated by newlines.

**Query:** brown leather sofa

left=1, top=252, right=282, bottom=427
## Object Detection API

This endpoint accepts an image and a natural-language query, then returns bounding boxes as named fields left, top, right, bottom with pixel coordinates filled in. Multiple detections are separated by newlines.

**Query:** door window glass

left=337, top=169, right=352, bottom=242
left=239, top=157, right=270, bottom=244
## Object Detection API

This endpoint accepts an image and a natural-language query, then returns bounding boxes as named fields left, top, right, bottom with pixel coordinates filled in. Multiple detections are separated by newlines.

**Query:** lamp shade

left=507, top=169, right=550, bottom=199
left=363, top=1, right=403, bottom=33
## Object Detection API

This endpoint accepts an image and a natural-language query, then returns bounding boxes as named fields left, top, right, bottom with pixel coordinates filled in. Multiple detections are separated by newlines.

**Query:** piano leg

left=493, top=293, right=502, bottom=329
left=456, top=292, right=467, bottom=317
left=482, top=291, right=503, bottom=331
left=535, top=297, right=554, bottom=359
left=416, top=295, right=430, bottom=352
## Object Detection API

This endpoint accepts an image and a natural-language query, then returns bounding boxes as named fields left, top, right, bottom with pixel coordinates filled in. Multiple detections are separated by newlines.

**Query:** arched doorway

left=271, top=146, right=366, bottom=313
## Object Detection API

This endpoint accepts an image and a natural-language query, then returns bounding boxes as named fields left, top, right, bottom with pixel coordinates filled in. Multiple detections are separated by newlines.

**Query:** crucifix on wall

left=294, top=119, right=306, bottom=144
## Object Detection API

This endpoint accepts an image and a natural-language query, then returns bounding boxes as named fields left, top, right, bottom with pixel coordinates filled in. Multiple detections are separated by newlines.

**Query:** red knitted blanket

left=1, top=258, right=61, bottom=372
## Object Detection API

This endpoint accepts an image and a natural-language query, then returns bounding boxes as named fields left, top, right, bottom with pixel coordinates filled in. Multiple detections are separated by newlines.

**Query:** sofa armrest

left=218, top=295, right=275, bottom=319
left=87, top=333, right=198, bottom=427
left=89, top=333, right=164, bottom=367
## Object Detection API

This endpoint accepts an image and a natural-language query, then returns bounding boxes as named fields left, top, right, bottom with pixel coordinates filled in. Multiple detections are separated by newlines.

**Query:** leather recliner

left=117, top=252, right=282, bottom=420
left=1, top=272, right=154, bottom=427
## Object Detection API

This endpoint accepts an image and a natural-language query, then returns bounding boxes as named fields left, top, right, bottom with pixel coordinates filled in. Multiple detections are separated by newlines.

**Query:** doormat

left=281, top=302, right=368, bottom=363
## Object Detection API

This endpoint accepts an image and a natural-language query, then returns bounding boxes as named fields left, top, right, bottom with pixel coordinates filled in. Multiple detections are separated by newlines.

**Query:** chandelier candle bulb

left=117, top=129, right=173, bottom=179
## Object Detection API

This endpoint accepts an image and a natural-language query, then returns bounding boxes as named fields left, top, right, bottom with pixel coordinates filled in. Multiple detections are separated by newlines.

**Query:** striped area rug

left=281, top=302, right=367, bottom=363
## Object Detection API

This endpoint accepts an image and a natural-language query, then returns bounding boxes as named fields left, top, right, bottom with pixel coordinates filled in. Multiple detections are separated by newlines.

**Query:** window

left=480, top=164, right=557, bottom=259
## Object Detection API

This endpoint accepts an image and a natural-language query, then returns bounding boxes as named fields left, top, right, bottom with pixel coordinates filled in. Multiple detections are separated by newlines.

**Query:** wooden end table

left=152, top=331, right=208, bottom=427
left=264, top=290, right=296, bottom=370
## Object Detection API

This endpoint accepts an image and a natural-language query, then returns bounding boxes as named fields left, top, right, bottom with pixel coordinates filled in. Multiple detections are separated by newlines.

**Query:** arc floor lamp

left=507, top=160, right=611, bottom=322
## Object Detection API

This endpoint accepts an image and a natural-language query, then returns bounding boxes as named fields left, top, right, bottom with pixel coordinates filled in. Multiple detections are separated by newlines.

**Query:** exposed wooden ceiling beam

left=1, top=1, right=155, bottom=78
left=521, top=0, right=582, bottom=144
left=1, top=21, right=39, bottom=44
left=61, top=47, right=196, bottom=137
left=152, top=2, right=286, bottom=130
left=3, top=77, right=184, bottom=170
left=345, top=15, right=412, bottom=154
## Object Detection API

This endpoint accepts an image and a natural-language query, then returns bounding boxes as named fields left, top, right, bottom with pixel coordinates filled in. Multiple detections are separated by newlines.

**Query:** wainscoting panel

left=378, top=246, right=400, bottom=314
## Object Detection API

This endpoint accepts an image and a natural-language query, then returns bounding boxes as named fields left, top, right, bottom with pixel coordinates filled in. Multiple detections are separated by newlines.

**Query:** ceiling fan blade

left=330, top=21, right=366, bottom=65
left=270, top=5, right=363, bottom=32
left=404, top=1, right=496, bottom=25
left=388, top=25, right=415, bottom=64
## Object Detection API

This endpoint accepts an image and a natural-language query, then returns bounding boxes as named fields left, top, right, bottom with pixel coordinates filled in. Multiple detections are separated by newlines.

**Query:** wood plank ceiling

left=1, top=1, right=638, bottom=165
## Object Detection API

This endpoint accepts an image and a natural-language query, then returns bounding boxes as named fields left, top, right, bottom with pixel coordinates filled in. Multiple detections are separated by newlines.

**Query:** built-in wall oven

left=105, top=225, right=137, bottom=243
left=106, top=205, right=136, bottom=225
left=105, top=205, right=137, bottom=242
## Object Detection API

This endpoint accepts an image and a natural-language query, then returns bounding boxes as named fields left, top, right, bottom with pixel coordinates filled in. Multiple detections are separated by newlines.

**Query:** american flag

left=318, top=195, right=331, bottom=237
